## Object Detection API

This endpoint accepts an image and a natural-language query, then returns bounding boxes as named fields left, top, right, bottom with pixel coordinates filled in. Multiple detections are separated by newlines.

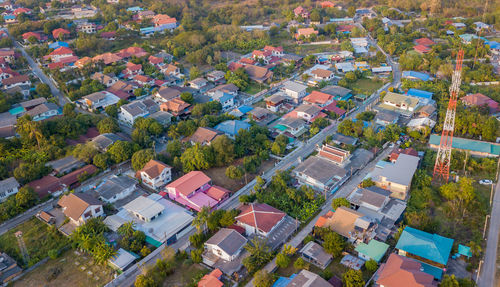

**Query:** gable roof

left=215, top=120, right=251, bottom=136
left=395, top=227, right=454, bottom=265
left=236, top=203, right=286, bottom=233
left=354, top=239, right=389, bottom=262
left=377, top=253, right=436, bottom=287
left=304, top=91, right=333, bottom=105
left=166, top=171, right=211, bottom=197
left=189, top=127, right=223, bottom=144
left=0, top=177, right=19, bottom=194
left=327, top=206, right=363, bottom=237
left=138, top=160, right=171, bottom=179
left=205, top=228, right=247, bottom=256
left=58, top=193, right=102, bottom=221
left=415, top=37, right=435, bottom=46
left=198, top=269, right=224, bottom=287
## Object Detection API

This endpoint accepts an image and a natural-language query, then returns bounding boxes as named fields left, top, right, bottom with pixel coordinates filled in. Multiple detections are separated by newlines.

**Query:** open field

left=349, top=78, right=384, bottom=95
left=14, top=249, right=115, bottom=287
left=162, top=260, right=207, bottom=287
left=0, top=217, right=69, bottom=267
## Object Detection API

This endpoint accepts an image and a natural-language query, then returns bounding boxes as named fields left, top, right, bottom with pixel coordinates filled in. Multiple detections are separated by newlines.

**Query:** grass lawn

left=276, top=254, right=374, bottom=282
left=244, top=81, right=268, bottom=95
left=0, top=217, right=69, bottom=267
left=162, top=258, right=207, bottom=287
left=14, top=249, right=115, bottom=287
left=289, top=44, right=333, bottom=56
left=349, top=78, right=384, bottom=95
left=203, top=158, right=277, bottom=192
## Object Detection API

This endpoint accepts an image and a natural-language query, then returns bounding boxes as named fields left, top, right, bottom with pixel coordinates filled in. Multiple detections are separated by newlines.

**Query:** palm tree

left=118, top=221, right=136, bottom=238
left=26, top=119, right=43, bottom=148
left=191, top=206, right=210, bottom=233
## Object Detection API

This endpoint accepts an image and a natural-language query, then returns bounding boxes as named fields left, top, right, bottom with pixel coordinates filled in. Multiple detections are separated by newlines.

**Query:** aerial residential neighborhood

left=0, top=0, right=498, bottom=287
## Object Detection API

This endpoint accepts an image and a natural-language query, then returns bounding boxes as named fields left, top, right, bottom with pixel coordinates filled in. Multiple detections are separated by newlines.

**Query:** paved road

left=245, top=147, right=393, bottom=287
left=0, top=199, right=56, bottom=236
left=7, top=30, right=68, bottom=106
left=479, top=182, right=500, bottom=287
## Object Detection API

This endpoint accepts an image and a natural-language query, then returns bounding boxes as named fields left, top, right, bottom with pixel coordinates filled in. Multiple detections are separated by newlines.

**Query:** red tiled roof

left=264, top=45, right=283, bottom=52
left=50, top=47, right=74, bottom=56
left=228, top=62, right=244, bottom=71
left=303, top=91, right=333, bottom=105
left=52, top=28, right=70, bottom=39
left=323, top=102, right=345, bottom=116
left=336, top=25, right=354, bottom=32
left=22, top=32, right=41, bottom=40
left=28, top=175, right=63, bottom=198
left=236, top=203, right=286, bottom=233
left=376, top=254, right=436, bottom=287
left=198, top=268, right=223, bottom=287
left=59, top=165, right=98, bottom=187
left=415, top=37, right=435, bottom=46
left=137, top=160, right=171, bottom=179
left=252, top=50, right=272, bottom=58
left=166, top=171, right=211, bottom=197
left=205, top=185, right=230, bottom=201
left=413, top=45, right=430, bottom=53
left=461, top=93, right=499, bottom=112
left=239, top=58, right=256, bottom=65
left=100, top=31, right=116, bottom=39
left=148, top=55, right=163, bottom=65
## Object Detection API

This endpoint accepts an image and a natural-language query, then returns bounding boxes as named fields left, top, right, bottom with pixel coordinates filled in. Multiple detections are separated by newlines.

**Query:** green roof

left=395, top=227, right=454, bottom=266
left=429, top=134, right=500, bottom=156
left=458, top=244, right=472, bottom=258
left=354, top=239, right=389, bottom=262
left=274, top=124, right=287, bottom=131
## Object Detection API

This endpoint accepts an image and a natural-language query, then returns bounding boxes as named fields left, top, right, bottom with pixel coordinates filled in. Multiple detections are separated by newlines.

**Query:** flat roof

left=123, top=195, right=165, bottom=219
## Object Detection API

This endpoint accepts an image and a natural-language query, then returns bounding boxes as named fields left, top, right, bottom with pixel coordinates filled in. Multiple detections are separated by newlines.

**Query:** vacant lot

left=162, top=260, right=207, bottom=287
left=14, top=249, right=115, bottom=287
left=0, top=217, right=69, bottom=267
left=349, top=78, right=384, bottom=95
left=204, top=158, right=277, bottom=192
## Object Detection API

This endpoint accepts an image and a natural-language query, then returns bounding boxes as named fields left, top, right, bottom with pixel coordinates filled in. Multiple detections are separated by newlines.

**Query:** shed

left=355, top=239, right=389, bottom=262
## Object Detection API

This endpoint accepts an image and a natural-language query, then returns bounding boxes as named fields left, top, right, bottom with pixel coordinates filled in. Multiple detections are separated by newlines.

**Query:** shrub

left=48, top=249, right=59, bottom=259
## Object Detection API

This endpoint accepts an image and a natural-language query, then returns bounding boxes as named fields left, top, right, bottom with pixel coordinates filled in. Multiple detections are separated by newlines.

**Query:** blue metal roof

left=219, top=93, right=234, bottom=103
left=215, top=120, right=251, bottom=136
left=126, top=6, right=143, bottom=11
left=238, top=105, right=254, bottom=114
left=49, top=41, right=69, bottom=49
left=407, top=88, right=433, bottom=99
left=395, top=227, right=454, bottom=266
left=272, top=274, right=297, bottom=287
left=402, top=71, right=430, bottom=81
left=4, top=15, right=15, bottom=20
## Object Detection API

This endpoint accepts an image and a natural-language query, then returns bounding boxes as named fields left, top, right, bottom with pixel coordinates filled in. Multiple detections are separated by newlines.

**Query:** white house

left=281, top=80, right=307, bottom=103
left=204, top=228, right=247, bottom=262
left=0, top=177, right=20, bottom=202
left=80, top=91, right=120, bottom=111
left=118, top=99, right=159, bottom=126
left=27, top=102, right=60, bottom=121
left=96, top=175, right=137, bottom=204
left=211, top=90, right=235, bottom=111
left=136, top=160, right=172, bottom=190
left=235, top=203, right=286, bottom=237
left=58, top=193, right=104, bottom=226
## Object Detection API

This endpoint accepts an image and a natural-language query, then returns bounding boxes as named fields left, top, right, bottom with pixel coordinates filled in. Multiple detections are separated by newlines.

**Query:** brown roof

left=59, top=164, right=98, bottom=187
left=2, top=75, right=29, bottom=85
left=236, top=203, right=286, bottom=233
left=311, top=68, right=332, bottom=78
left=325, top=206, right=363, bottom=237
left=189, top=127, right=223, bottom=144
left=28, top=175, right=64, bottom=198
left=160, top=98, right=189, bottom=114
left=156, top=86, right=181, bottom=101
left=166, top=171, right=211, bottom=197
left=205, top=186, right=230, bottom=201
left=39, top=211, right=55, bottom=223
left=93, top=53, right=122, bottom=65
left=376, top=254, right=436, bottom=287
left=58, top=193, right=102, bottom=222
left=137, top=160, right=171, bottom=179
left=244, top=65, right=273, bottom=83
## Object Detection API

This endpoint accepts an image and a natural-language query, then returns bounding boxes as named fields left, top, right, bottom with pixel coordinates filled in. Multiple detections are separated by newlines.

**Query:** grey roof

left=278, top=117, right=306, bottom=129
left=205, top=228, right=247, bottom=257
left=0, top=177, right=19, bottom=193
left=148, top=111, right=172, bottom=124
left=122, top=101, right=147, bottom=117
left=266, top=93, right=285, bottom=104
left=300, top=241, right=333, bottom=267
left=250, top=107, right=271, bottom=118
left=321, top=85, right=352, bottom=97
left=288, top=270, right=333, bottom=287
left=281, top=54, right=303, bottom=61
left=330, top=133, right=358, bottom=146
left=0, top=112, right=16, bottom=128
left=294, top=156, right=347, bottom=185
left=282, top=80, right=307, bottom=93
left=20, top=97, right=47, bottom=109
left=345, top=148, right=374, bottom=172
left=97, top=175, right=136, bottom=200
left=207, top=70, right=225, bottom=79
left=374, top=109, right=400, bottom=123
left=295, top=104, right=321, bottom=115
left=91, top=133, right=122, bottom=151
left=26, top=102, right=59, bottom=118
left=84, top=91, right=108, bottom=102
left=372, top=153, right=420, bottom=186
left=156, top=87, right=180, bottom=101
left=46, top=155, right=84, bottom=174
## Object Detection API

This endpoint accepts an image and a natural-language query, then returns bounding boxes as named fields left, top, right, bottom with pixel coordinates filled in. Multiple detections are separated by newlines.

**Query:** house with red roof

left=148, top=55, right=164, bottom=67
left=198, top=269, right=224, bottom=287
left=22, top=32, right=42, bottom=43
left=165, top=171, right=230, bottom=211
left=375, top=253, right=437, bottom=287
left=461, top=93, right=499, bottom=114
left=136, top=159, right=172, bottom=190
left=100, top=31, right=116, bottom=40
left=13, top=7, right=31, bottom=16
left=117, top=46, right=148, bottom=59
left=295, top=28, right=318, bottom=40
left=336, top=25, right=355, bottom=33
left=122, top=62, right=143, bottom=79
left=323, top=102, right=346, bottom=119
left=133, top=74, right=154, bottom=86
left=389, top=147, right=419, bottom=163
left=320, top=1, right=337, bottom=8
left=45, top=47, right=75, bottom=63
left=413, top=45, right=431, bottom=54
left=252, top=50, right=272, bottom=64
left=52, top=28, right=70, bottom=39
left=263, top=46, right=284, bottom=57
left=235, top=203, right=286, bottom=237
left=414, top=38, right=435, bottom=47
left=152, top=14, right=178, bottom=31
left=303, top=91, right=335, bottom=107
left=294, top=6, right=310, bottom=19
left=284, top=103, right=327, bottom=123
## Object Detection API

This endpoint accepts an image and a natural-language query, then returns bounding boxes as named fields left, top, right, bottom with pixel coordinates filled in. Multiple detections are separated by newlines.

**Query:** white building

left=80, top=91, right=120, bottom=111
left=118, top=99, right=159, bottom=126
left=0, top=177, right=20, bottom=202
left=136, top=160, right=172, bottom=190
left=58, top=193, right=104, bottom=226
left=281, top=80, right=307, bottom=103
left=96, top=175, right=137, bottom=204
left=204, top=228, right=247, bottom=262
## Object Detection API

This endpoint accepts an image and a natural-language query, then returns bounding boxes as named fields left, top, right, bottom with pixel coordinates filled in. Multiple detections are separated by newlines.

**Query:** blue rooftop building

left=49, top=41, right=69, bottom=49
left=407, top=88, right=433, bottom=100
left=402, top=71, right=431, bottom=81
left=214, top=120, right=251, bottom=139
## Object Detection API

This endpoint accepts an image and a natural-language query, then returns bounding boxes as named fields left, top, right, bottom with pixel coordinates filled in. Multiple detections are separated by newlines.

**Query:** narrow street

left=7, top=30, right=68, bottom=106
left=479, top=181, right=500, bottom=287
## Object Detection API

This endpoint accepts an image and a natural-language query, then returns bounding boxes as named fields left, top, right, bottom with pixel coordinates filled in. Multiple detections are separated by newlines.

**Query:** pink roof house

left=165, top=171, right=230, bottom=211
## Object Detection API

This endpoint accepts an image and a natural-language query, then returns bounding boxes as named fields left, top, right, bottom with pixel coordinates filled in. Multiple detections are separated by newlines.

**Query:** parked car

left=479, top=179, right=493, bottom=185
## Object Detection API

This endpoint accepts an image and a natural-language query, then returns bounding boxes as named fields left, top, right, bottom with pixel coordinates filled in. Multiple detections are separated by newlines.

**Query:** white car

left=479, top=179, right=493, bottom=185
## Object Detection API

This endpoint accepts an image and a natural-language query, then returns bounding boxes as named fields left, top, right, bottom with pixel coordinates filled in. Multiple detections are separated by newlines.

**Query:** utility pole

left=483, top=214, right=490, bottom=239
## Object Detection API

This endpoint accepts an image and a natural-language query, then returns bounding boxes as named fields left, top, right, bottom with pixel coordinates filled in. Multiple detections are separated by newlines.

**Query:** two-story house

left=136, top=160, right=172, bottom=190
left=58, top=193, right=104, bottom=226
left=80, top=91, right=120, bottom=111
left=235, top=203, right=286, bottom=237
left=281, top=80, right=307, bottom=103
left=303, top=91, right=335, bottom=107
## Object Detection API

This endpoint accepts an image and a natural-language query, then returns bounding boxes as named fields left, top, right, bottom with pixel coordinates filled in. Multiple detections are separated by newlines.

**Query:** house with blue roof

left=395, top=226, right=454, bottom=279
left=459, top=33, right=479, bottom=44
left=407, top=88, right=433, bottom=100
left=49, top=41, right=69, bottom=49
left=214, top=120, right=251, bottom=139
left=429, top=134, right=500, bottom=157
left=126, top=6, right=143, bottom=12
left=4, top=15, right=16, bottom=23
left=402, top=71, right=431, bottom=81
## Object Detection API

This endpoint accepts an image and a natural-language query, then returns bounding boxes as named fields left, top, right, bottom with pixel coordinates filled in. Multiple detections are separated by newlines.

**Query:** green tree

left=254, top=270, right=275, bottom=287
left=271, top=134, right=288, bottom=156
left=97, top=117, right=119, bottom=134
left=36, top=83, right=51, bottom=97
left=108, top=141, right=139, bottom=164
left=131, top=149, right=155, bottom=171
left=180, top=92, right=194, bottom=104
left=93, top=153, right=110, bottom=169
left=167, top=140, right=182, bottom=158
left=242, top=238, right=272, bottom=273
left=365, top=259, right=378, bottom=272
left=180, top=143, right=212, bottom=172
left=117, top=221, right=136, bottom=238
left=276, top=252, right=291, bottom=268
left=211, top=135, right=235, bottom=166
left=332, top=197, right=350, bottom=210
left=293, top=257, right=308, bottom=270
left=192, top=206, right=211, bottom=232
left=105, top=105, right=118, bottom=118
left=15, top=186, right=38, bottom=208
left=189, top=66, right=201, bottom=80
left=440, top=274, right=459, bottom=287
left=226, top=165, right=244, bottom=180
left=323, top=232, right=345, bottom=257
left=342, top=269, right=365, bottom=287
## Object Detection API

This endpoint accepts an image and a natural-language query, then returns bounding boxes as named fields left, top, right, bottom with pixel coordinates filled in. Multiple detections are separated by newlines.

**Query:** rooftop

left=205, top=228, right=248, bottom=257
left=236, top=203, right=286, bottom=233
left=123, top=195, right=165, bottom=220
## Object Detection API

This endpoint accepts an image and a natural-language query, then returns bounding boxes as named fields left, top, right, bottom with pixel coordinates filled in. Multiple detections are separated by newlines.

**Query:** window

left=95, top=207, right=101, bottom=213
left=84, top=211, right=92, bottom=218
